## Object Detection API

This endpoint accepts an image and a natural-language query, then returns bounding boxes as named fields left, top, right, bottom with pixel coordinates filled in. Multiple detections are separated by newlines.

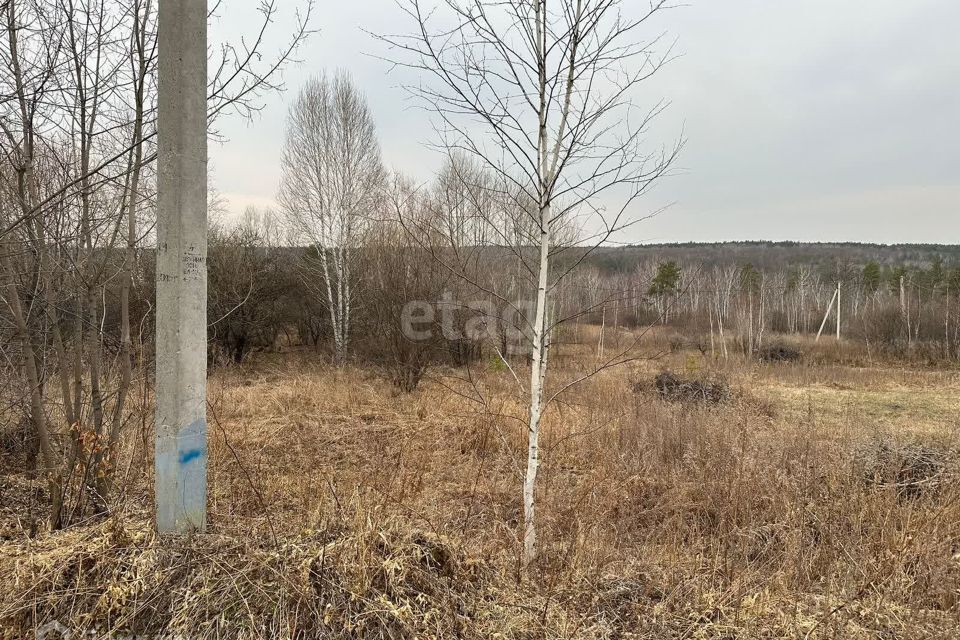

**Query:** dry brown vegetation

left=2, top=330, right=960, bottom=639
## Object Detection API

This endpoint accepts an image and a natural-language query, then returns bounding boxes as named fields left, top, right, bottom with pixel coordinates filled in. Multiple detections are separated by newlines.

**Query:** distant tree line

left=567, top=255, right=960, bottom=359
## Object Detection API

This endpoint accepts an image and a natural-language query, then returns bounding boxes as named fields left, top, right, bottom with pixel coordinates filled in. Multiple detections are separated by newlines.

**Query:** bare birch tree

left=380, top=0, right=680, bottom=567
left=279, top=71, right=386, bottom=364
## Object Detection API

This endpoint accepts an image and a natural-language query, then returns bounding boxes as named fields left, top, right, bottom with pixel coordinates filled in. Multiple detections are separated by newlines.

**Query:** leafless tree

left=279, top=71, right=387, bottom=364
left=379, top=0, right=681, bottom=567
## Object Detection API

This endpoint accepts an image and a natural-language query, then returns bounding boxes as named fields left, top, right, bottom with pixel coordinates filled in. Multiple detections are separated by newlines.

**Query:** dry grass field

left=2, top=329, right=959, bottom=639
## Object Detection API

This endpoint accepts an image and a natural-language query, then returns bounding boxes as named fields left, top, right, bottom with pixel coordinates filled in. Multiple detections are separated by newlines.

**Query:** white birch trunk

left=524, top=213, right=550, bottom=568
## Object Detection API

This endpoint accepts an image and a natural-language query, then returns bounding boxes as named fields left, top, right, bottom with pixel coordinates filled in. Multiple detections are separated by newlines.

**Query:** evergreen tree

left=739, top=263, right=762, bottom=295
left=649, top=261, right=682, bottom=297
left=863, top=261, right=882, bottom=293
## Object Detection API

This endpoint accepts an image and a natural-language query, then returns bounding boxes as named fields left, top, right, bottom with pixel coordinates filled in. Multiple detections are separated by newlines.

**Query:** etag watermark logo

left=400, top=292, right=536, bottom=345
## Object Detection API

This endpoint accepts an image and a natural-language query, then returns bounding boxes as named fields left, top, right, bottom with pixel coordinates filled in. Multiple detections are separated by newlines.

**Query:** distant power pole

left=836, top=281, right=841, bottom=340
left=815, top=286, right=838, bottom=343
left=155, top=0, right=208, bottom=533
left=900, top=275, right=906, bottom=317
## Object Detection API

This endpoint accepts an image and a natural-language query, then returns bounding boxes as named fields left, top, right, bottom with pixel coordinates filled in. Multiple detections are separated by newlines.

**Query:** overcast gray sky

left=209, top=0, right=960, bottom=245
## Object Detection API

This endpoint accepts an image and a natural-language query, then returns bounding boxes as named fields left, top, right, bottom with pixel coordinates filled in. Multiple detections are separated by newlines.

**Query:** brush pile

left=855, top=437, right=956, bottom=498
left=651, top=371, right=730, bottom=405
left=758, top=343, right=803, bottom=363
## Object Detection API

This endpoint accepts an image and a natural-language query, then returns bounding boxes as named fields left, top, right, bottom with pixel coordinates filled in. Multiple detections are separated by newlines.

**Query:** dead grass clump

left=0, top=515, right=553, bottom=640
left=648, top=371, right=731, bottom=405
left=854, top=437, right=956, bottom=498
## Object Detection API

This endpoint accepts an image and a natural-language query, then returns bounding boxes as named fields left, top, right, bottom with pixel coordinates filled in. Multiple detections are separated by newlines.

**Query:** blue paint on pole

left=156, top=417, right=207, bottom=532
left=177, top=418, right=207, bottom=529
left=179, top=448, right=205, bottom=464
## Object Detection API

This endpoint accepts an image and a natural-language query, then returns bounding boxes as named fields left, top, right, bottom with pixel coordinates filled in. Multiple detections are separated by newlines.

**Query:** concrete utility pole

left=900, top=275, right=906, bottom=317
left=155, top=0, right=208, bottom=533
left=836, top=281, right=841, bottom=340
left=815, top=288, right=838, bottom=343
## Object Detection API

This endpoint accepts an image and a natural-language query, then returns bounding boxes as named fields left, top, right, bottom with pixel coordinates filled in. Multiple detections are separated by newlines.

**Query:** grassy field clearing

left=2, top=332, right=959, bottom=638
